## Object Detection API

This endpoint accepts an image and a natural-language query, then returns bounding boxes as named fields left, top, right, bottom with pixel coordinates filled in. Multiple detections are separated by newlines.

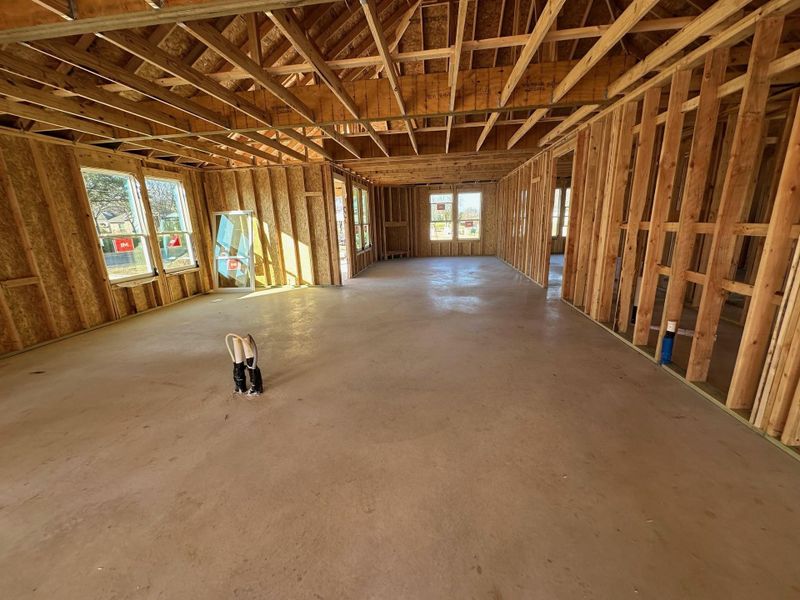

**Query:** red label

left=114, top=237, right=134, bottom=252
left=167, top=234, right=182, bottom=247
left=227, top=258, right=240, bottom=271
left=436, top=203, right=445, bottom=211
left=464, top=221, right=473, bottom=228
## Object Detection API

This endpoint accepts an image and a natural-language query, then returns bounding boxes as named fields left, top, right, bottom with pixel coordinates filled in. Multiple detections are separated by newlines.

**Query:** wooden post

left=632, top=69, right=692, bottom=346
left=728, top=94, right=800, bottom=409
left=687, top=18, right=784, bottom=382
left=655, top=49, right=728, bottom=359
left=617, top=87, right=661, bottom=332
left=591, top=102, right=637, bottom=323
left=573, top=118, right=603, bottom=308
left=562, top=127, right=588, bottom=302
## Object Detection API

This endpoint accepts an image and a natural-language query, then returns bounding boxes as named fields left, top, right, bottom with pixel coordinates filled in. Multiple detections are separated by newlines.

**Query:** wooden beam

left=476, top=0, right=567, bottom=151
left=0, top=0, right=337, bottom=43
left=446, top=0, right=469, bottom=153
left=687, top=18, right=784, bottom=383
left=361, top=0, right=418, bottom=154
left=543, top=0, right=800, bottom=146
left=180, top=20, right=315, bottom=123
left=508, top=0, right=659, bottom=148
left=267, top=8, right=390, bottom=157
left=607, top=0, right=753, bottom=97
left=31, top=38, right=231, bottom=129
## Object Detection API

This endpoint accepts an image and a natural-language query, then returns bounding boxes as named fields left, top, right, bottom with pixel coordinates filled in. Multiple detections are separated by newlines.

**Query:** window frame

left=81, top=167, right=156, bottom=284
left=429, top=191, right=454, bottom=241
left=143, top=174, right=197, bottom=274
left=428, top=189, right=483, bottom=242
left=352, top=183, right=372, bottom=253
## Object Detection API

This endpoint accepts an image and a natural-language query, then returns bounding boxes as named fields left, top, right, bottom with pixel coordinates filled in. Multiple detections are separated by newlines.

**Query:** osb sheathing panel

left=0, top=137, right=80, bottom=337
left=270, top=167, right=299, bottom=285
left=0, top=156, right=26, bottom=281
left=0, top=134, right=208, bottom=356
left=303, top=166, right=332, bottom=285
left=167, top=276, right=184, bottom=302
left=6, top=285, right=50, bottom=347
left=234, top=170, right=268, bottom=286
left=38, top=142, right=108, bottom=327
left=252, top=169, right=284, bottom=286
left=286, top=166, right=314, bottom=285
left=198, top=164, right=345, bottom=287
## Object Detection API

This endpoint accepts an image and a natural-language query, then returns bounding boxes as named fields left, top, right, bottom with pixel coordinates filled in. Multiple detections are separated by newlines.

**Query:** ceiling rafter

left=445, top=0, right=469, bottom=154
left=361, top=0, right=418, bottom=154
left=0, top=0, right=340, bottom=44
left=507, top=0, right=661, bottom=149
left=25, top=39, right=285, bottom=165
left=475, top=0, right=567, bottom=151
left=535, top=0, right=774, bottom=148
left=97, top=28, right=324, bottom=160
left=267, top=7, right=390, bottom=157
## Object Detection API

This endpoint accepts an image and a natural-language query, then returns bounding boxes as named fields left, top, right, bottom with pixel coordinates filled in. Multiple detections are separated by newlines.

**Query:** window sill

left=165, top=266, right=201, bottom=277
left=112, top=274, right=159, bottom=287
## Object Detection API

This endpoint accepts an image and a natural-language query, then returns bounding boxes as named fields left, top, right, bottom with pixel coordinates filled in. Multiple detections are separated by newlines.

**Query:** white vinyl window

left=429, top=191, right=482, bottom=241
left=457, top=192, right=481, bottom=240
left=429, top=192, right=453, bottom=240
left=352, top=185, right=371, bottom=251
left=145, top=176, right=196, bottom=272
left=81, top=168, right=153, bottom=282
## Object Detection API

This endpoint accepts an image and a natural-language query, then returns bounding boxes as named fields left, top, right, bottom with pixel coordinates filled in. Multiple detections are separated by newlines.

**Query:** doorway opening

left=548, top=151, right=574, bottom=299
left=333, top=176, right=350, bottom=282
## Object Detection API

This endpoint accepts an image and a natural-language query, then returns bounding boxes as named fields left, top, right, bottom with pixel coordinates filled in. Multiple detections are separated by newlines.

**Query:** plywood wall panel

left=270, top=167, right=300, bottom=286
left=287, top=166, right=314, bottom=285
left=6, top=285, right=51, bottom=347
left=304, top=166, right=332, bottom=285
left=40, top=142, right=108, bottom=327
left=0, top=132, right=208, bottom=357
left=1, top=137, right=80, bottom=337
left=252, top=169, right=284, bottom=286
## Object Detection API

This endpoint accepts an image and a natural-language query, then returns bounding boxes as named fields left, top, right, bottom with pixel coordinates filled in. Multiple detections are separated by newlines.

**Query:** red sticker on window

left=167, top=234, right=181, bottom=247
left=437, top=203, right=445, bottom=210
left=114, top=237, right=134, bottom=252
left=227, top=258, right=240, bottom=271
left=464, top=221, right=473, bottom=227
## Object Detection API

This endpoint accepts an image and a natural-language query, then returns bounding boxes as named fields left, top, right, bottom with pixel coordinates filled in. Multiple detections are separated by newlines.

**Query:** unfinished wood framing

left=489, top=11, right=800, bottom=452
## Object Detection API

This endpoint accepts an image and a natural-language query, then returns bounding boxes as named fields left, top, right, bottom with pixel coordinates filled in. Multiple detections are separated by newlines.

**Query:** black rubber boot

left=233, top=362, right=247, bottom=393
left=246, top=358, right=263, bottom=395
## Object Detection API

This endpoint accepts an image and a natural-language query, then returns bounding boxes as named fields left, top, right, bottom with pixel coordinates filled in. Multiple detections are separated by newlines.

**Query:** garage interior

left=2, top=0, right=800, bottom=597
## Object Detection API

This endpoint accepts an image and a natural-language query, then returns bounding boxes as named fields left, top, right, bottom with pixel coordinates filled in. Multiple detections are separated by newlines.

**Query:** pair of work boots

left=233, top=358, right=263, bottom=395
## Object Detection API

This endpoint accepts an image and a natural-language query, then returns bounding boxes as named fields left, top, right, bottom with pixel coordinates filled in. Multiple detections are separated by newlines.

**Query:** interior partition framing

left=494, top=15, right=800, bottom=453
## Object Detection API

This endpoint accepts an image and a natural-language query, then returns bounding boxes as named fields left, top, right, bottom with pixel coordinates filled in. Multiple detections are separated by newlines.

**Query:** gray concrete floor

left=1, top=257, right=800, bottom=599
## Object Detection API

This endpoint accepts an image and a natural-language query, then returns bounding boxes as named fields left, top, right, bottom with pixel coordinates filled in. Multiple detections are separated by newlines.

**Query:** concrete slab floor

left=1, top=257, right=799, bottom=599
